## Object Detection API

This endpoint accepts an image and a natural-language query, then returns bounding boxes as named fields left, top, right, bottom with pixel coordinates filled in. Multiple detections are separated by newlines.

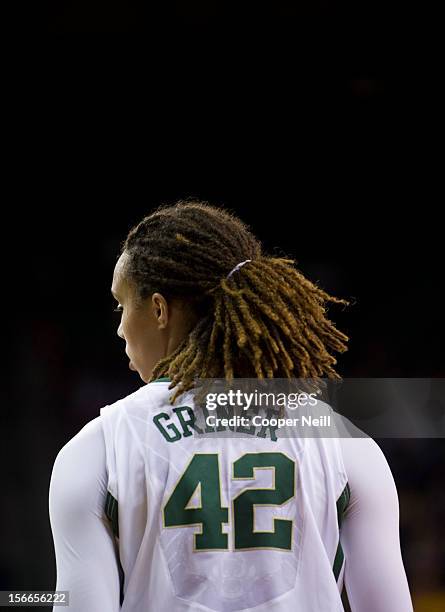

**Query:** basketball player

left=49, top=201, right=413, bottom=611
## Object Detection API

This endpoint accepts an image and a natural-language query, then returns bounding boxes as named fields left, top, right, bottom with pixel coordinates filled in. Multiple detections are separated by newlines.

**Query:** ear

left=151, top=293, right=169, bottom=329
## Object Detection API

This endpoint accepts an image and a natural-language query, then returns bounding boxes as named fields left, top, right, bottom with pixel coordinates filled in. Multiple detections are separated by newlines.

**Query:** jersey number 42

left=163, top=452, right=295, bottom=552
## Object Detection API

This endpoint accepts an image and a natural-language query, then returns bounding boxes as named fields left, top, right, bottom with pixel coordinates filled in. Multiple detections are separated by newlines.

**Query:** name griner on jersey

left=153, top=405, right=281, bottom=443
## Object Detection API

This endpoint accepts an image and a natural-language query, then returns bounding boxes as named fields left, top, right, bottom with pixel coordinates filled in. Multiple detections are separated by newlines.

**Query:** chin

left=140, top=371, right=150, bottom=383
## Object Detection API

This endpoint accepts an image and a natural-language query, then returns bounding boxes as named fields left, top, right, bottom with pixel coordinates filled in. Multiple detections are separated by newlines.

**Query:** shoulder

left=338, top=433, right=393, bottom=480
left=53, top=416, right=105, bottom=468
left=100, top=381, right=172, bottom=417
left=333, top=412, right=391, bottom=475
left=338, top=433, right=398, bottom=519
left=49, top=417, right=108, bottom=522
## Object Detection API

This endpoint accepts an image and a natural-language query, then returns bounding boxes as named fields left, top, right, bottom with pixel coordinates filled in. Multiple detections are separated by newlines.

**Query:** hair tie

left=226, top=259, right=252, bottom=279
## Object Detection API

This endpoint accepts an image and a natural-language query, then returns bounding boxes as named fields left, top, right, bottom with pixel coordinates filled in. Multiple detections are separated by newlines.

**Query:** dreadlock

left=121, top=199, right=349, bottom=404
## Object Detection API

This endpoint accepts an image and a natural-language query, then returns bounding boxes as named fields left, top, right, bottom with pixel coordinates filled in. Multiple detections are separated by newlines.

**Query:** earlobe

left=158, top=309, right=167, bottom=329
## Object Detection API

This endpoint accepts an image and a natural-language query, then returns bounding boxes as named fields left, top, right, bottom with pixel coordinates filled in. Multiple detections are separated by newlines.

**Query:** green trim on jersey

left=105, top=490, right=119, bottom=538
left=333, top=483, right=350, bottom=581
left=152, top=377, right=171, bottom=383
left=104, top=490, right=125, bottom=605
left=341, top=584, right=352, bottom=612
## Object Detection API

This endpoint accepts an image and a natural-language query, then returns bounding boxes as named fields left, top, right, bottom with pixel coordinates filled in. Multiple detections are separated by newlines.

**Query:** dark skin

left=111, top=251, right=199, bottom=383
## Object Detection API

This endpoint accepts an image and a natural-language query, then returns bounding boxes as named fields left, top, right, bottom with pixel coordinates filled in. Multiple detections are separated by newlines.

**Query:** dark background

left=3, top=42, right=444, bottom=612
left=47, top=1, right=387, bottom=34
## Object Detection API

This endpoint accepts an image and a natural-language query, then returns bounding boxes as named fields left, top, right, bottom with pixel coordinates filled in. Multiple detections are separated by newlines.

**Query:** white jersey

left=99, top=378, right=350, bottom=612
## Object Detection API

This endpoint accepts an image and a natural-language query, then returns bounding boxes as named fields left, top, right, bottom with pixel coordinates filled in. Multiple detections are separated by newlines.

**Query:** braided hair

left=121, top=199, right=349, bottom=403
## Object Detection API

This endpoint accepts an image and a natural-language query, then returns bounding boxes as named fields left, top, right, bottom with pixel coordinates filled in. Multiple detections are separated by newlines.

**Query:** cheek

left=121, top=312, right=137, bottom=345
left=123, top=312, right=152, bottom=354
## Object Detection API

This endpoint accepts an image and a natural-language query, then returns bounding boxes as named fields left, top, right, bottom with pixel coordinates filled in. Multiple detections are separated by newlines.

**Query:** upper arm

left=49, top=417, right=121, bottom=612
left=339, top=437, right=413, bottom=612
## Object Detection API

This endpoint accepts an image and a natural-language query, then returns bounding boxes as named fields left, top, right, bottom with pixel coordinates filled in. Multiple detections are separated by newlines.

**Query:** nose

left=117, top=321, right=124, bottom=340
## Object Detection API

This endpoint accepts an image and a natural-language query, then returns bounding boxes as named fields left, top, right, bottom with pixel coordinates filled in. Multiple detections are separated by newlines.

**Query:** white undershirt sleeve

left=48, top=416, right=121, bottom=612
left=339, top=436, right=414, bottom=612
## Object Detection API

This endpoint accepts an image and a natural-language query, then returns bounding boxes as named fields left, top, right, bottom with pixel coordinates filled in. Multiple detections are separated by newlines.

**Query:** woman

left=49, top=200, right=413, bottom=611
